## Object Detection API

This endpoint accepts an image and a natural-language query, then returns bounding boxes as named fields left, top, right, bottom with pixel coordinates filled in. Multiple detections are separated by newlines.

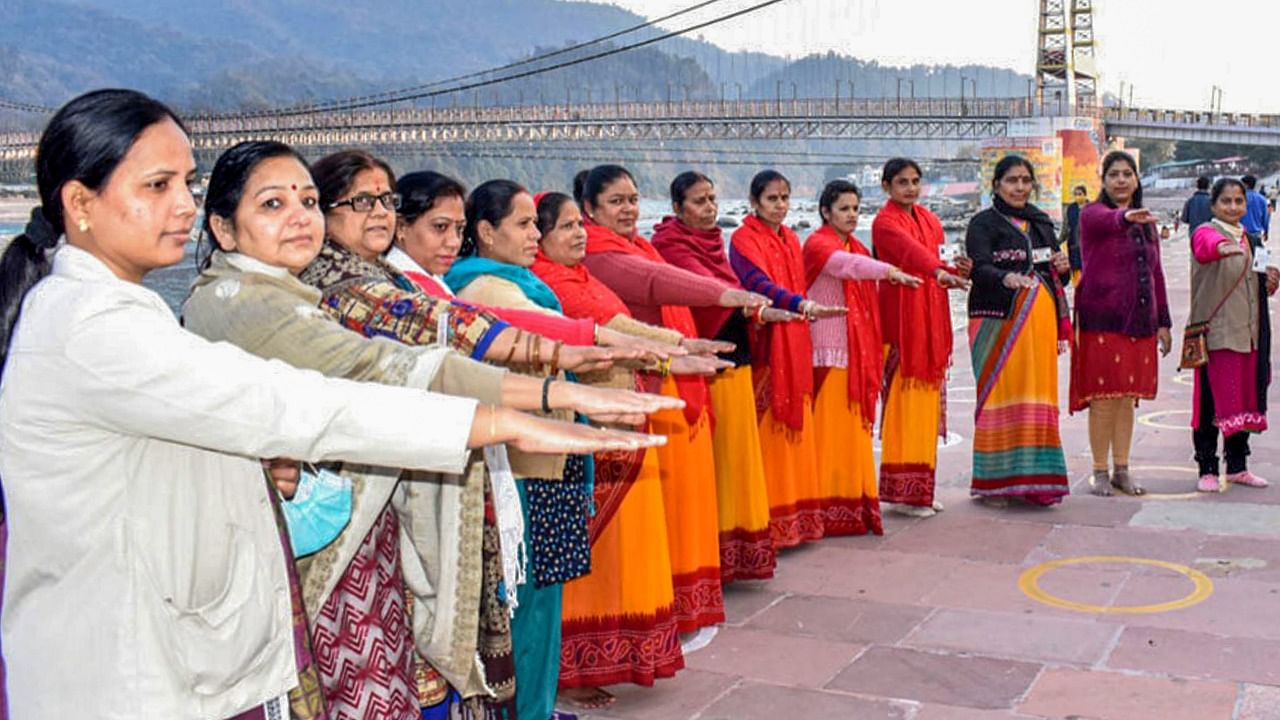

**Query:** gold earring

left=78, top=217, right=89, bottom=233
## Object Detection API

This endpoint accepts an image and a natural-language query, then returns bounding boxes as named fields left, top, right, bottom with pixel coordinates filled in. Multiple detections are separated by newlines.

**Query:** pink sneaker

left=1197, top=474, right=1222, bottom=493
left=1226, top=471, right=1269, bottom=488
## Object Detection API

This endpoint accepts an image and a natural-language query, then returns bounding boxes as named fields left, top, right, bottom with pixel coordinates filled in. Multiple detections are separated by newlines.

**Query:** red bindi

left=290, top=184, right=297, bottom=191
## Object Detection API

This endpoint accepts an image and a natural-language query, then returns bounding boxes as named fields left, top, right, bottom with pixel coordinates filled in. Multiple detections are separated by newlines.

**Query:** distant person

left=1059, top=183, right=1088, bottom=284
left=1180, top=175, right=1213, bottom=234
left=1241, top=174, right=1270, bottom=240
left=1187, top=177, right=1276, bottom=492
left=1070, top=150, right=1172, bottom=497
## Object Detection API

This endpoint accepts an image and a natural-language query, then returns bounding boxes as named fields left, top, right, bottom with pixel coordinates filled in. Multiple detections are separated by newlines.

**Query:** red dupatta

left=530, top=249, right=644, bottom=544
left=650, top=216, right=737, bottom=339
left=802, top=224, right=882, bottom=430
left=530, top=250, right=631, bottom=326
left=872, top=201, right=953, bottom=385
left=585, top=222, right=708, bottom=427
left=729, top=214, right=813, bottom=432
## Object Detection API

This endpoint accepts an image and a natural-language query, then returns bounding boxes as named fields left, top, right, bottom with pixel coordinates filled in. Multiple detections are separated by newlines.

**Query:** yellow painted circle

left=1019, top=555, right=1213, bottom=614
left=1137, top=409, right=1192, bottom=430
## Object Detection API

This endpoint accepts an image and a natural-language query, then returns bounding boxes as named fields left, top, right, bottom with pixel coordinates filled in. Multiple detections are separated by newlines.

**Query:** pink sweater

left=808, top=250, right=893, bottom=368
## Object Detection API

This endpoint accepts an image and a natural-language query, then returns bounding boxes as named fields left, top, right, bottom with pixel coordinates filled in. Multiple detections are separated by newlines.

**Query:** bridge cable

left=199, top=0, right=792, bottom=118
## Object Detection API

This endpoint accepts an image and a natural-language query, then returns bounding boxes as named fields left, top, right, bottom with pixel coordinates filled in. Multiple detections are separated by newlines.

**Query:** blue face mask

left=279, top=465, right=353, bottom=558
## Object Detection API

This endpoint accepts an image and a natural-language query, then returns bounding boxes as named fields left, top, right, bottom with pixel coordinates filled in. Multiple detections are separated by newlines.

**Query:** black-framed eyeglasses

left=328, top=192, right=401, bottom=213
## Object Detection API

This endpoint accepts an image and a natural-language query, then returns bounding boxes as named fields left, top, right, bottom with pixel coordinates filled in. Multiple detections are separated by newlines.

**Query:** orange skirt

left=879, top=371, right=942, bottom=507
left=559, top=447, right=684, bottom=689
left=707, top=366, right=776, bottom=583
left=812, top=368, right=883, bottom=536
left=651, top=377, right=724, bottom=633
left=757, top=400, right=825, bottom=549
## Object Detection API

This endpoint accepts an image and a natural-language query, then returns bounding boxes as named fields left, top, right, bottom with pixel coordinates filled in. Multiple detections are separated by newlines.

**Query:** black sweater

left=964, top=207, right=1070, bottom=320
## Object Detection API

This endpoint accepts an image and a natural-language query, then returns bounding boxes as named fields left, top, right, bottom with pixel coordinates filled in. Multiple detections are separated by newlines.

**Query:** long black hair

left=0, top=88, right=184, bottom=380
left=1097, top=150, right=1143, bottom=209
left=462, top=179, right=528, bottom=257
left=200, top=140, right=310, bottom=268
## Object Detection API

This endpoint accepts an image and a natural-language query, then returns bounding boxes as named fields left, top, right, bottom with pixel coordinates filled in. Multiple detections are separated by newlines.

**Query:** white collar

left=52, top=243, right=171, bottom=312
left=224, top=252, right=296, bottom=279
left=385, top=246, right=454, bottom=297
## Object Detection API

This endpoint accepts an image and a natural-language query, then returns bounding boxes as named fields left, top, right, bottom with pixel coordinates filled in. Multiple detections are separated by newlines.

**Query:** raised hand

left=936, top=269, right=971, bottom=290
left=669, top=355, right=732, bottom=376
left=887, top=268, right=923, bottom=288
left=719, top=288, right=770, bottom=309
left=549, top=382, right=685, bottom=426
left=474, top=407, right=667, bottom=453
left=1217, top=242, right=1245, bottom=257
left=1124, top=208, right=1158, bottom=225
left=1002, top=272, right=1038, bottom=290
left=557, top=345, right=629, bottom=373
left=681, top=337, right=736, bottom=355
left=760, top=307, right=803, bottom=322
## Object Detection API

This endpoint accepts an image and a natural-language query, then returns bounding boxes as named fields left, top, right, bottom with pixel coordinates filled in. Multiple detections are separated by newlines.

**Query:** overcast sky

left=589, top=0, right=1274, bottom=113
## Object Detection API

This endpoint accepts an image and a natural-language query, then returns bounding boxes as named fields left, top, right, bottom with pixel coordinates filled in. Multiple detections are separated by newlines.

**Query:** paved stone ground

left=576, top=230, right=1280, bottom=720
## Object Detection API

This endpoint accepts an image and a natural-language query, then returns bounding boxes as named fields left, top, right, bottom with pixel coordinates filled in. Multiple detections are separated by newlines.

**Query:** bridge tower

left=1035, top=0, right=1099, bottom=111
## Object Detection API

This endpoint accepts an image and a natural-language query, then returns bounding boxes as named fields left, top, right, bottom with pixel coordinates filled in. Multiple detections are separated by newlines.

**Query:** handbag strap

left=1203, top=250, right=1250, bottom=326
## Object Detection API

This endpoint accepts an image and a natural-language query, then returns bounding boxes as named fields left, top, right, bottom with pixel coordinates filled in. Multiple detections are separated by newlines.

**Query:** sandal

left=1110, top=466, right=1145, bottom=496
left=1089, top=470, right=1113, bottom=497
left=558, top=687, right=617, bottom=710
left=1226, top=471, right=1269, bottom=488
left=1196, top=474, right=1222, bottom=493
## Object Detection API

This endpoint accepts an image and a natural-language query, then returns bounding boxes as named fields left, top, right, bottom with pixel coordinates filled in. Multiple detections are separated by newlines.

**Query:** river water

left=2, top=203, right=964, bottom=320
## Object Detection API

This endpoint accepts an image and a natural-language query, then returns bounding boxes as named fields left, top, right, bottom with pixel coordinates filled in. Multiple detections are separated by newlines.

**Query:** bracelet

left=659, top=357, right=672, bottom=377
left=593, top=323, right=601, bottom=345
left=541, top=376, right=555, bottom=413
left=524, top=332, right=535, bottom=365
left=503, top=329, right=522, bottom=365
left=755, top=304, right=766, bottom=324
left=532, top=336, right=543, bottom=371
left=549, top=341, right=563, bottom=376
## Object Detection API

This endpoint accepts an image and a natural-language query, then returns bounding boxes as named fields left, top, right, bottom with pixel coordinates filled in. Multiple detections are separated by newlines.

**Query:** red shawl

left=729, top=214, right=813, bottom=432
left=802, top=224, right=882, bottom=430
left=530, top=250, right=631, bottom=326
left=871, top=202, right=952, bottom=385
left=584, top=222, right=708, bottom=427
left=650, top=215, right=739, bottom=339
left=530, top=250, right=645, bottom=540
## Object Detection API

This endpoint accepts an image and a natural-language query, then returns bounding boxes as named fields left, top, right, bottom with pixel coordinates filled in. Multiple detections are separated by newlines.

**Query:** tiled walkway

left=579, top=231, right=1280, bottom=719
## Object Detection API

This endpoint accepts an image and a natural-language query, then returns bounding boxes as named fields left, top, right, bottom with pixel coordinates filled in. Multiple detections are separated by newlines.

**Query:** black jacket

left=964, top=206, right=1070, bottom=320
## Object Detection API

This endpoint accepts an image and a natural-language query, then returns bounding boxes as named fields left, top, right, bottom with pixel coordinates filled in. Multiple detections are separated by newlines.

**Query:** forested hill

left=1, top=0, right=1029, bottom=116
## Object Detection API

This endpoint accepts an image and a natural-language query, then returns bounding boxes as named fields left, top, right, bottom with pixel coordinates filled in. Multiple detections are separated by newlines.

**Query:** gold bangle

left=659, top=357, right=672, bottom=376
left=503, top=329, right=522, bottom=365
left=593, top=323, right=601, bottom=345
left=550, top=341, right=562, bottom=376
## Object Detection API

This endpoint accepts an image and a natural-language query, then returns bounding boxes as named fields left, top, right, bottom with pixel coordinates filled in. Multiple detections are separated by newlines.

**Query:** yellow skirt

left=879, top=370, right=942, bottom=507
left=651, top=377, right=724, bottom=633
left=812, top=368, right=883, bottom=535
left=757, top=399, right=825, bottom=549
left=707, top=366, right=776, bottom=582
left=559, top=447, right=684, bottom=689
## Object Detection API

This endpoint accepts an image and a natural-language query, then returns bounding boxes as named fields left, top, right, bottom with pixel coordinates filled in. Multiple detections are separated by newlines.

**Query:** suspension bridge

left=1, top=0, right=1277, bottom=181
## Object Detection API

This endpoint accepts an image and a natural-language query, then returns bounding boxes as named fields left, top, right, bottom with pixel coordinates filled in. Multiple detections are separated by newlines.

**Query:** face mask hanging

left=278, top=464, right=353, bottom=558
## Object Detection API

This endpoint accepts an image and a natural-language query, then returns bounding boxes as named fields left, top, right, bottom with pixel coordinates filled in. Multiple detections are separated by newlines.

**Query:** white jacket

left=0, top=245, right=479, bottom=719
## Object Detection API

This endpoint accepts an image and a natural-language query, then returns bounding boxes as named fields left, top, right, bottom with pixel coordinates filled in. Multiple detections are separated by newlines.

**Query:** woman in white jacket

left=0, top=89, right=661, bottom=719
